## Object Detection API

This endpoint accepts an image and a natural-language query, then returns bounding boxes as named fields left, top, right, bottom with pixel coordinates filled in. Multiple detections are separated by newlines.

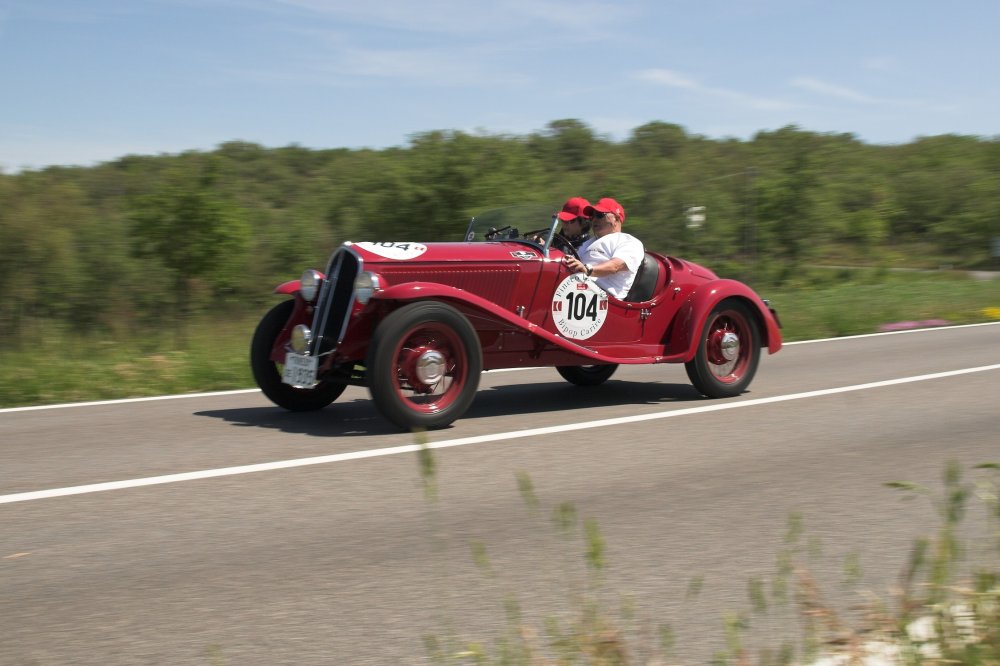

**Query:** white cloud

left=633, top=68, right=697, bottom=89
left=862, top=56, right=897, bottom=72
left=790, top=77, right=875, bottom=103
left=270, top=0, right=627, bottom=36
left=335, top=45, right=529, bottom=86
left=506, top=0, right=636, bottom=37
left=789, top=76, right=956, bottom=114
left=225, top=38, right=532, bottom=88
left=214, top=0, right=633, bottom=88
left=634, top=68, right=799, bottom=111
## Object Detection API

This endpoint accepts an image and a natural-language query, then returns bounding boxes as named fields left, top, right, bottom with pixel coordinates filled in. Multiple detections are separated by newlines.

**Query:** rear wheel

left=556, top=364, right=619, bottom=386
left=685, top=299, right=760, bottom=398
left=250, top=300, right=348, bottom=411
left=367, top=302, right=482, bottom=430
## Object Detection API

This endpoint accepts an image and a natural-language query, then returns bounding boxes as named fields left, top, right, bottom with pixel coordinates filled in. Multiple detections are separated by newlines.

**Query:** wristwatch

left=585, top=265, right=593, bottom=277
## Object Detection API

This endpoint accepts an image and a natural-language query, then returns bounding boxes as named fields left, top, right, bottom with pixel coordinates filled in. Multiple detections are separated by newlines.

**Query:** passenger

left=562, top=197, right=644, bottom=299
left=553, top=196, right=592, bottom=249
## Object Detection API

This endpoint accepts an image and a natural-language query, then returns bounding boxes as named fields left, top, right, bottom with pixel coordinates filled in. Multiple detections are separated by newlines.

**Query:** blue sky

left=2, top=0, right=998, bottom=172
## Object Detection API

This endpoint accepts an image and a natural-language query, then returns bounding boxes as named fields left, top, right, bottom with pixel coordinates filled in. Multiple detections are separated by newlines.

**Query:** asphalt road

left=2, top=324, right=999, bottom=665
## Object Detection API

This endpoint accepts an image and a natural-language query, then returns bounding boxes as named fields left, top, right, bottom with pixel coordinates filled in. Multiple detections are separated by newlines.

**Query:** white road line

left=3, top=363, right=998, bottom=505
left=785, top=321, right=999, bottom=345
left=1, top=322, right=997, bottom=415
left=0, top=388, right=262, bottom=413
left=0, top=367, right=534, bottom=414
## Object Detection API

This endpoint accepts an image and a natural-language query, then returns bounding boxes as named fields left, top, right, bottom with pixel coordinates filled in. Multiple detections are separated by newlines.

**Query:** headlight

left=290, top=324, right=312, bottom=353
left=300, top=269, right=322, bottom=302
left=354, top=272, right=382, bottom=305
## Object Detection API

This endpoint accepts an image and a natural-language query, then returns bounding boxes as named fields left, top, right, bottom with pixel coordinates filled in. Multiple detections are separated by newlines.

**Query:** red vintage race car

left=250, top=204, right=782, bottom=430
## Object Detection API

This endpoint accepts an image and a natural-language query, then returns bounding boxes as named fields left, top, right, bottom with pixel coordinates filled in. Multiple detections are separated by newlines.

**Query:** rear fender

left=670, top=280, right=783, bottom=362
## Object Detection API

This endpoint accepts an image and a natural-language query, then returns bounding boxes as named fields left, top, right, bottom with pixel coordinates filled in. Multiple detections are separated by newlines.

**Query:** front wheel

left=367, top=302, right=482, bottom=430
left=556, top=364, right=618, bottom=386
left=250, top=300, right=348, bottom=411
left=685, top=299, right=760, bottom=398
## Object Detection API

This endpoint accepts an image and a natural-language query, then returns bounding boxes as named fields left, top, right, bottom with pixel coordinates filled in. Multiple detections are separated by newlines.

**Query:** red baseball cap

left=584, top=197, right=626, bottom=223
left=556, top=196, right=591, bottom=221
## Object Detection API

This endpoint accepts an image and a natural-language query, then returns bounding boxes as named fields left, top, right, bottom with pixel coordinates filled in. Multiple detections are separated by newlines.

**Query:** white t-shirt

left=578, top=232, right=645, bottom=299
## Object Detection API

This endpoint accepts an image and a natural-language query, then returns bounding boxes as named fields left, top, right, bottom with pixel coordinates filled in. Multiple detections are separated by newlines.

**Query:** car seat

left=623, top=253, right=661, bottom=303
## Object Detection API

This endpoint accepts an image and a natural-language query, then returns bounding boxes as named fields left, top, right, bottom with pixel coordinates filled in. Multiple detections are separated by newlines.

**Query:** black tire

left=367, top=302, right=482, bottom=431
left=250, top=300, right=347, bottom=411
left=685, top=299, right=760, bottom=398
left=556, top=364, right=619, bottom=386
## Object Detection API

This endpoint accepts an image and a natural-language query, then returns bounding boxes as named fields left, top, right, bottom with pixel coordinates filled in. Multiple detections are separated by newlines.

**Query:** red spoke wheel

left=685, top=299, right=760, bottom=398
left=367, top=302, right=482, bottom=430
left=250, top=299, right=348, bottom=411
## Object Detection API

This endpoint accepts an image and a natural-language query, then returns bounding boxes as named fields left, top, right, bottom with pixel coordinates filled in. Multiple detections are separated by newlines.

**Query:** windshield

left=464, top=203, right=560, bottom=253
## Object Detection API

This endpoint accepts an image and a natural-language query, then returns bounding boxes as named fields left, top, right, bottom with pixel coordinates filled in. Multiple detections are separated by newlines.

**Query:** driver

left=554, top=196, right=592, bottom=249
left=529, top=197, right=592, bottom=248
left=563, top=197, right=644, bottom=299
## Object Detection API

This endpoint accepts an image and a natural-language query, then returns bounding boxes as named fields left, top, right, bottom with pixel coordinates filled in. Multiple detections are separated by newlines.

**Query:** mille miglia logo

left=509, top=250, right=536, bottom=260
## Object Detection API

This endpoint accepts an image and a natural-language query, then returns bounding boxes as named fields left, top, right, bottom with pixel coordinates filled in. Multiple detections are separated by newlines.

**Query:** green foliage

left=416, top=431, right=437, bottom=501
left=583, top=518, right=606, bottom=572
left=2, top=122, right=999, bottom=349
left=424, top=461, right=1000, bottom=665
left=126, top=156, right=251, bottom=340
left=0, top=317, right=254, bottom=406
left=0, top=272, right=995, bottom=408
left=422, top=473, right=637, bottom=665
left=515, top=470, right=540, bottom=516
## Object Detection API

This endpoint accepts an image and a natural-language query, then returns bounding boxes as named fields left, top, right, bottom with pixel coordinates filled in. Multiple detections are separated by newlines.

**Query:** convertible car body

left=250, top=205, right=782, bottom=430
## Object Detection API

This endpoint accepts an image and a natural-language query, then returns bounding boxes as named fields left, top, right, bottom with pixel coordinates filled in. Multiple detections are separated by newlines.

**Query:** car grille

left=311, top=247, right=361, bottom=356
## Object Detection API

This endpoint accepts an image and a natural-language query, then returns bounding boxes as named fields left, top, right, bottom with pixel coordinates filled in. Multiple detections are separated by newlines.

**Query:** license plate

left=282, top=352, right=319, bottom=388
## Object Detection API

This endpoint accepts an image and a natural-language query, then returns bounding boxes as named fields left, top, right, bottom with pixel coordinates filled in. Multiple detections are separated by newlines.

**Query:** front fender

left=372, top=282, right=639, bottom=364
left=274, top=279, right=302, bottom=296
left=671, top=280, right=783, bottom=362
left=274, top=269, right=327, bottom=296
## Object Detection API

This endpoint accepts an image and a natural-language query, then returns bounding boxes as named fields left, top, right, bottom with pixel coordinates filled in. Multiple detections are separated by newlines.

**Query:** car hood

left=345, top=240, right=548, bottom=265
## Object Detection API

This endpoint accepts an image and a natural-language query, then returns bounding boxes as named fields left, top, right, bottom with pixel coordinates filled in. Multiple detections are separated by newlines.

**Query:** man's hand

left=563, top=256, right=587, bottom=274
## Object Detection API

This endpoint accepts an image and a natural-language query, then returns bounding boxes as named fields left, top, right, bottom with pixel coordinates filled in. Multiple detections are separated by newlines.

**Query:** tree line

left=1, top=120, right=998, bottom=344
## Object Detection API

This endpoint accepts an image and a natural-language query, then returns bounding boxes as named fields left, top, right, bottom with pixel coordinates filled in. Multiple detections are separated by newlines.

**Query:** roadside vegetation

left=418, top=454, right=1000, bottom=665
left=0, top=268, right=995, bottom=408
left=1, top=121, right=999, bottom=407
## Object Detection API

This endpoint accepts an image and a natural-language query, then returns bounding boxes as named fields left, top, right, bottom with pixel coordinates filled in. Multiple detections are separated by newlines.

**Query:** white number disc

left=551, top=274, right=609, bottom=339
left=356, top=242, right=428, bottom=260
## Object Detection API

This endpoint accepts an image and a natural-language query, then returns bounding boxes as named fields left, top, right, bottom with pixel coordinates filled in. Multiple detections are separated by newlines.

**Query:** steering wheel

left=522, top=228, right=580, bottom=260
left=549, top=232, right=580, bottom=260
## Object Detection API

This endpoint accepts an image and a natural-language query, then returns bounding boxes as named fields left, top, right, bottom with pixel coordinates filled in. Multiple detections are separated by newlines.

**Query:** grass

left=0, top=316, right=256, bottom=408
left=419, top=461, right=1000, bottom=665
left=760, top=269, right=1000, bottom=340
left=0, top=272, right=997, bottom=409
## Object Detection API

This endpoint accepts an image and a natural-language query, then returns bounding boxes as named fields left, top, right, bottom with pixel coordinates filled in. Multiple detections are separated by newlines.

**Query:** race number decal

left=551, top=274, right=609, bottom=340
left=356, top=242, right=428, bottom=260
